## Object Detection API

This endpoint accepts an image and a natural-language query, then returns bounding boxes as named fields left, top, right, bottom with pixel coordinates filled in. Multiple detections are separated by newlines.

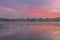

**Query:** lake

left=0, top=22, right=60, bottom=40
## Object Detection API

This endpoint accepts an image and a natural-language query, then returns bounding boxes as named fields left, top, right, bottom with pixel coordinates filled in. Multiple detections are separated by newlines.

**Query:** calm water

left=0, top=22, right=60, bottom=40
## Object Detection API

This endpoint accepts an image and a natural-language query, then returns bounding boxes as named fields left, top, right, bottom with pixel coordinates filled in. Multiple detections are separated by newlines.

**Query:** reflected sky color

left=0, top=22, right=60, bottom=40
left=0, top=0, right=60, bottom=18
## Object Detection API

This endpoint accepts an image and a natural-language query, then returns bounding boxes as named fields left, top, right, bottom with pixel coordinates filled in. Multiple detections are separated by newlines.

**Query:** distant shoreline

left=0, top=17, right=60, bottom=22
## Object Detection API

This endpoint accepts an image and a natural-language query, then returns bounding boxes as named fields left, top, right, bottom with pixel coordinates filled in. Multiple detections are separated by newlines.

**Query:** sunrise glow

left=0, top=0, right=60, bottom=18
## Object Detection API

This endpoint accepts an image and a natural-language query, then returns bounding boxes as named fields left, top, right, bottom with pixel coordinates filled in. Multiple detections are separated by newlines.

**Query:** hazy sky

left=0, top=0, right=60, bottom=18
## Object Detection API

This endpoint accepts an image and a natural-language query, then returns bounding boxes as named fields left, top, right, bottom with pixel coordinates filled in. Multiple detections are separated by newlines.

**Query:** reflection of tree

left=0, top=24, right=3, bottom=32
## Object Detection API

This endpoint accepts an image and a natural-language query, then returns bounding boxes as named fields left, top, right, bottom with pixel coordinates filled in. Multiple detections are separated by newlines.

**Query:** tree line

left=0, top=17, right=60, bottom=22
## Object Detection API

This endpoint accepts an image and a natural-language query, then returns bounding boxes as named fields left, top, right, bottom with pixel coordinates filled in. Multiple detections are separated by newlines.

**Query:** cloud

left=0, top=6, right=16, bottom=13
left=0, top=0, right=60, bottom=18
left=44, top=0, right=60, bottom=13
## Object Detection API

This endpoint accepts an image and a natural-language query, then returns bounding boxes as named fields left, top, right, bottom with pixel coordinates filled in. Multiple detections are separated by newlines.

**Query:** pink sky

left=0, top=0, right=60, bottom=18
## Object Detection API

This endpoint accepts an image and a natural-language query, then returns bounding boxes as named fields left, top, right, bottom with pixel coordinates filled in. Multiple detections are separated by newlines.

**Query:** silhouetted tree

left=38, top=18, right=44, bottom=22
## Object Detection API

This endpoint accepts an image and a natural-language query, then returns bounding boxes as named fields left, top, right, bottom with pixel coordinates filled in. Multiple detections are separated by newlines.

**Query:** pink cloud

left=0, top=0, right=60, bottom=18
left=0, top=6, right=16, bottom=13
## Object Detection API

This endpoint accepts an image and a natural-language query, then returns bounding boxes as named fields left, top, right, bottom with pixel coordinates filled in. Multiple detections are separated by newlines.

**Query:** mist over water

left=0, top=22, right=60, bottom=40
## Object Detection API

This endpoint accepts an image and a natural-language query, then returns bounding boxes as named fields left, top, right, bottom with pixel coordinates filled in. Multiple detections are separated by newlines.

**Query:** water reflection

left=0, top=22, right=60, bottom=40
